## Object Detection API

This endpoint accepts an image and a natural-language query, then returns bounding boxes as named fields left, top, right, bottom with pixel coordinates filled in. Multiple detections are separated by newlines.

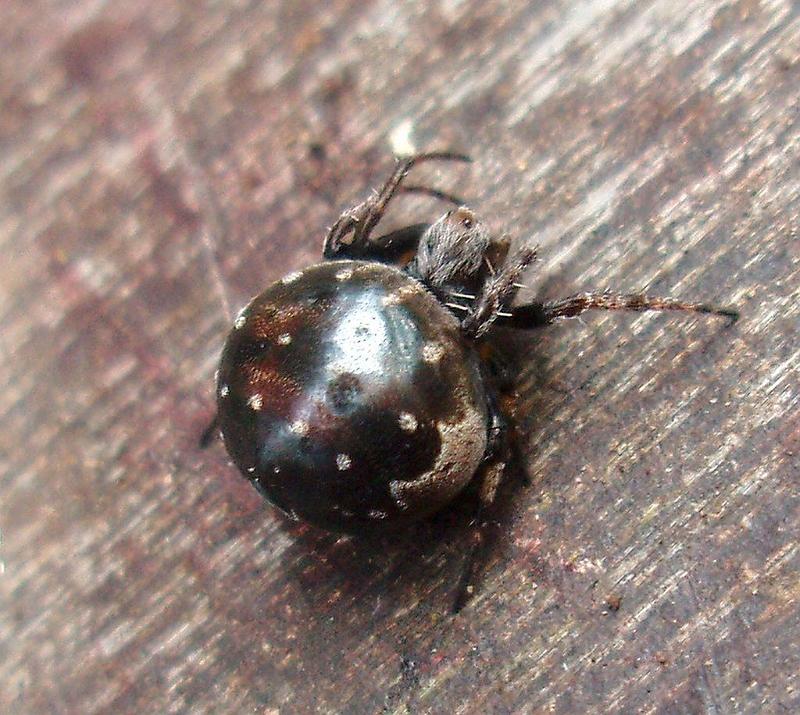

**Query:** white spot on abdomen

left=281, top=270, right=303, bottom=285
left=398, top=412, right=418, bottom=432
left=422, top=342, right=445, bottom=363
left=336, top=453, right=352, bottom=471
left=290, top=420, right=309, bottom=436
left=381, top=284, right=425, bottom=307
left=234, top=307, right=247, bottom=329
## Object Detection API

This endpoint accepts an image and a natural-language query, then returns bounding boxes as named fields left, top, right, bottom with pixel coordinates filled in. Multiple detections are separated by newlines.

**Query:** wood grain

left=1, top=1, right=798, bottom=713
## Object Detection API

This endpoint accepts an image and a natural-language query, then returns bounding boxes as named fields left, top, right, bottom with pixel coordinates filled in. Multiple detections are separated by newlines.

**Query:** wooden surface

left=1, top=1, right=798, bottom=713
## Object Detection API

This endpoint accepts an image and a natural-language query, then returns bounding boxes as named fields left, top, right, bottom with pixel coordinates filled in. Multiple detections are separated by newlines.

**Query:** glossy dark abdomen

left=216, top=260, right=488, bottom=533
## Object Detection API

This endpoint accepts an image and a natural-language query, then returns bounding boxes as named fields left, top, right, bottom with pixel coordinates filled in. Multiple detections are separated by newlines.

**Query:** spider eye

left=452, top=207, right=476, bottom=229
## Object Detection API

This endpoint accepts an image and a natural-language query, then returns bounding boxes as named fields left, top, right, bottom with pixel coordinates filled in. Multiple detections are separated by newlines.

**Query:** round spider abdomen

left=216, top=260, right=489, bottom=533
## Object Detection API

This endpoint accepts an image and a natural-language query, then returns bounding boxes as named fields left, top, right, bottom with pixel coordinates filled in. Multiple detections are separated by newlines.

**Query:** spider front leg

left=461, top=244, right=538, bottom=338
left=322, top=151, right=470, bottom=260
left=504, top=291, right=739, bottom=329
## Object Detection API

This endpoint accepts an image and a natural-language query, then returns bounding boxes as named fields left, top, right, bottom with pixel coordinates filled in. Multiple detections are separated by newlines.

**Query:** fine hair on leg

left=505, top=291, right=739, bottom=329
left=462, top=245, right=538, bottom=338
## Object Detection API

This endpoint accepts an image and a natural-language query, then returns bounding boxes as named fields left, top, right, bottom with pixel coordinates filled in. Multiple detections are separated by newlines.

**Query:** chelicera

left=205, top=152, right=737, bottom=611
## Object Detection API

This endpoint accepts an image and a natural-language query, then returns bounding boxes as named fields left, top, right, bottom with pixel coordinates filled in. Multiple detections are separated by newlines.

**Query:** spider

left=204, top=152, right=737, bottom=611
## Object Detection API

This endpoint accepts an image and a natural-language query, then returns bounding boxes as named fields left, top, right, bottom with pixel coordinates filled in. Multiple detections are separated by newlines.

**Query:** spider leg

left=503, top=291, right=739, bottom=329
left=322, top=152, right=470, bottom=260
left=322, top=187, right=465, bottom=263
left=397, top=184, right=466, bottom=206
left=328, top=223, right=429, bottom=263
left=199, top=413, right=220, bottom=448
left=462, top=245, right=538, bottom=338
left=453, top=379, right=509, bottom=613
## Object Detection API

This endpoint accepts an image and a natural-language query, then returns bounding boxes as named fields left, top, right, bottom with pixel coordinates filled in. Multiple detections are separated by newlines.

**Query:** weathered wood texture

left=1, top=1, right=798, bottom=713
